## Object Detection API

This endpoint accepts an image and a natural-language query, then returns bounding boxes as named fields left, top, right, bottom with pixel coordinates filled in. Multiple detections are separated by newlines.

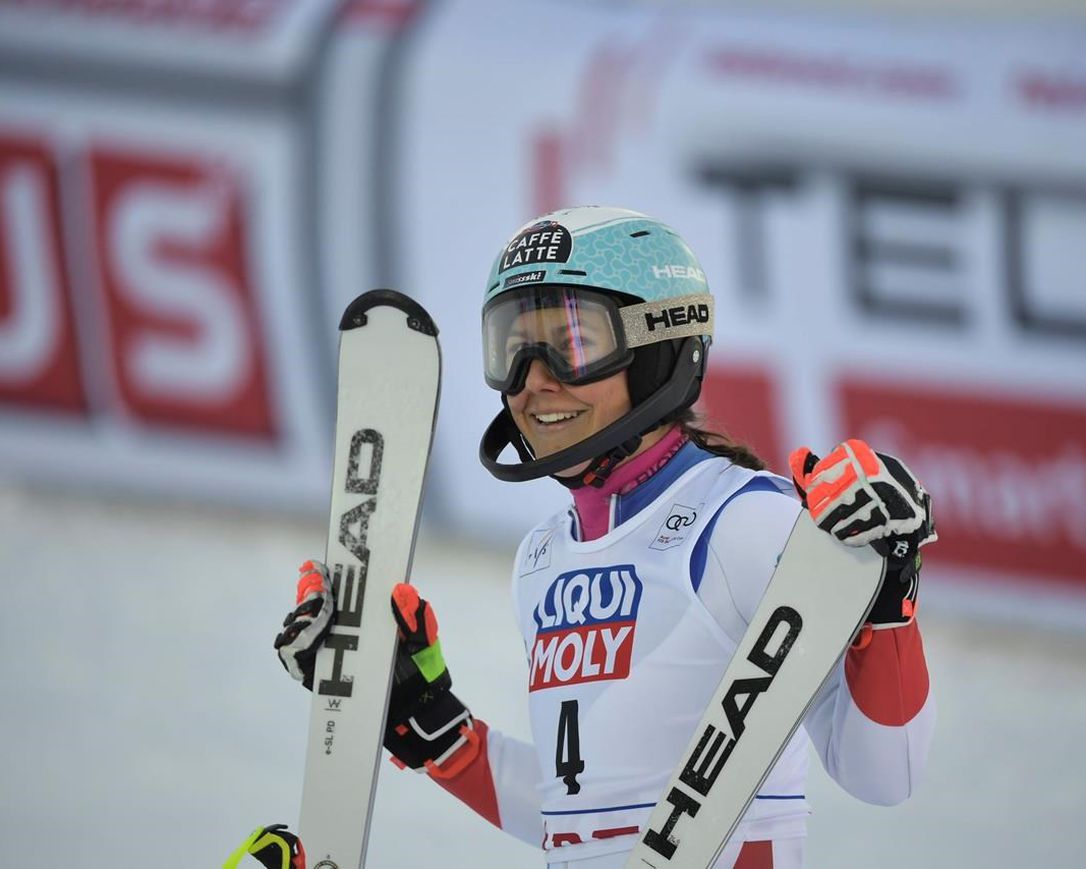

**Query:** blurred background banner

left=0, top=0, right=361, bottom=510
left=399, top=2, right=1086, bottom=592
left=6, top=0, right=1082, bottom=588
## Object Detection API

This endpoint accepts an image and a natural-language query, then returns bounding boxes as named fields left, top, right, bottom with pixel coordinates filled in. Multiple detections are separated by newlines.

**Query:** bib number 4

left=555, top=699, right=585, bottom=795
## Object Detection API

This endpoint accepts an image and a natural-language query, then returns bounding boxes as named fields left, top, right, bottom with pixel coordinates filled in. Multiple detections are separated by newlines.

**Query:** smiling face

left=506, top=358, right=633, bottom=476
left=498, top=302, right=679, bottom=478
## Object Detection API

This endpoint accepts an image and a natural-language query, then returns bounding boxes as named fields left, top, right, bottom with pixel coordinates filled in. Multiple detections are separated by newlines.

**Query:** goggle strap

left=619, top=293, right=714, bottom=348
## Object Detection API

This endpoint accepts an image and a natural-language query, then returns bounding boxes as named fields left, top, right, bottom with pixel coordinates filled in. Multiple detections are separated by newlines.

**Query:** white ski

left=299, top=291, right=440, bottom=869
left=625, top=511, right=885, bottom=869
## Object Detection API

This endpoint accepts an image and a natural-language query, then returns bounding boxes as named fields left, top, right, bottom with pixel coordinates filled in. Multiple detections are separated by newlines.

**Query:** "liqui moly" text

left=529, top=565, right=642, bottom=691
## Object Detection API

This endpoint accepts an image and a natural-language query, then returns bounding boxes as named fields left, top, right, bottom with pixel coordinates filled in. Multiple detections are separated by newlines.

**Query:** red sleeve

left=845, top=620, right=930, bottom=726
left=429, top=718, right=502, bottom=828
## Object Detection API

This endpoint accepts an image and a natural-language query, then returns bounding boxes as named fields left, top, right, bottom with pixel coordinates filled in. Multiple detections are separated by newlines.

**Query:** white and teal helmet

left=479, top=206, right=715, bottom=485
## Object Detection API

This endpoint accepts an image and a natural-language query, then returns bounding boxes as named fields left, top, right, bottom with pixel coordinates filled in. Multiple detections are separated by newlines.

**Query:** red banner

left=698, top=364, right=784, bottom=473
left=89, top=145, right=275, bottom=439
left=0, top=131, right=84, bottom=413
left=841, top=379, right=1086, bottom=585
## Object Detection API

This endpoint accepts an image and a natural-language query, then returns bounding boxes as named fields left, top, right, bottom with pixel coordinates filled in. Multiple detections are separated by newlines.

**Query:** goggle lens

left=483, top=287, right=628, bottom=391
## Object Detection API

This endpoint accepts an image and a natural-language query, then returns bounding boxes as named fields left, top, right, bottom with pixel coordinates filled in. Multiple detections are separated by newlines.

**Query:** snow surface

left=2, top=482, right=1085, bottom=867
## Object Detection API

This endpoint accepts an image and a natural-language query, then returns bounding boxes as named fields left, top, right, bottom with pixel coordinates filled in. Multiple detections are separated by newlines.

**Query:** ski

left=625, top=511, right=885, bottom=869
left=298, top=290, right=441, bottom=869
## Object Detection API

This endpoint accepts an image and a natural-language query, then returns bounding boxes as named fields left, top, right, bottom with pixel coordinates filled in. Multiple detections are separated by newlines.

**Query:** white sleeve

left=802, top=623, right=935, bottom=805
left=696, top=488, right=801, bottom=644
left=700, top=488, right=934, bottom=807
left=484, top=724, right=546, bottom=845
left=429, top=719, right=544, bottom=847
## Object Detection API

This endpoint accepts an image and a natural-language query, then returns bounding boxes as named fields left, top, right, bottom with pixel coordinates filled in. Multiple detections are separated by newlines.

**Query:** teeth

left=534, top=411, right=580, bottom=424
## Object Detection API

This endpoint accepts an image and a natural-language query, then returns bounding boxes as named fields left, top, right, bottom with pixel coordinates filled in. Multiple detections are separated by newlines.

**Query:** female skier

left=273, top=207, right=937, bottom=868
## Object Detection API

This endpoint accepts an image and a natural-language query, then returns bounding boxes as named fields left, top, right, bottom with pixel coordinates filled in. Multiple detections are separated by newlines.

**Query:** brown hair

left=674, top=408, right=765, bottom=471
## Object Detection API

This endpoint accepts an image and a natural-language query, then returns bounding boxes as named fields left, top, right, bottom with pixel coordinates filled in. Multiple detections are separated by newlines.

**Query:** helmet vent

left=629, top=230, right=650, bottom=238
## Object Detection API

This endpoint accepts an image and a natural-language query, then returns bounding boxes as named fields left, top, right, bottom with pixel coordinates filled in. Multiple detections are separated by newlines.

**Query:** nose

left=523, top=357, right=561, bottom=393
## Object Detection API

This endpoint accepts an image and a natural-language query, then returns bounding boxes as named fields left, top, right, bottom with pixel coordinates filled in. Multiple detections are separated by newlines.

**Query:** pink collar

left=570, top=425, right=688, bottom=542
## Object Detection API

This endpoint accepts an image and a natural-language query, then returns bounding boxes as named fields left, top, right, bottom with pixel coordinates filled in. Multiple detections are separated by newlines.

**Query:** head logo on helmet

left=479, top=206, right=715, bottom=488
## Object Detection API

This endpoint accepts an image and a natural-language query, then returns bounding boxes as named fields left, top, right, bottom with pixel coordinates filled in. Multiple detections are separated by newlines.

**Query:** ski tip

left=340, top=290, right=439, bottom=337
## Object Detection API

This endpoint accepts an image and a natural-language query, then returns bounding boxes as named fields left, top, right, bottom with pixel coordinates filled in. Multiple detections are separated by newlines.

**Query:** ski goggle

left=483, top=286, right=628, bottom=393
left=482, top=285, right=715, bottom=393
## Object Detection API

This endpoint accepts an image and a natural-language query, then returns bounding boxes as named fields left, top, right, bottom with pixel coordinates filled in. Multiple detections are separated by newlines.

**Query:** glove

left=790, top=439, right=937, bottom=629
left=223, top=824, right=305, bottom=869
left=273, top=561, right=479, bottom=776
left=274, top=560, right=334, bottom=690
left=385, top=582, right=480, bottom=778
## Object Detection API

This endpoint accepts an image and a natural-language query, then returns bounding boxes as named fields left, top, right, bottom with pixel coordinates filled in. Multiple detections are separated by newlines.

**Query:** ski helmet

left=479, top=206, right=715, bottom=485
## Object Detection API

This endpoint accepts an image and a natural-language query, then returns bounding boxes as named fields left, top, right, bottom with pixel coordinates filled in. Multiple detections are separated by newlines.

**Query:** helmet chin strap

left=479, top=336, right=704, bottom=485
left=552, top=434, right=644, bottom=489
left=496, top=394, right=643, bottom=489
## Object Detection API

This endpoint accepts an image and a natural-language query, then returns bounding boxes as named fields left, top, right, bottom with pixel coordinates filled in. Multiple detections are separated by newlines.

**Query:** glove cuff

left=864, top=554, right=920, bottom=629
left=384, top=688, right=478, bottom=776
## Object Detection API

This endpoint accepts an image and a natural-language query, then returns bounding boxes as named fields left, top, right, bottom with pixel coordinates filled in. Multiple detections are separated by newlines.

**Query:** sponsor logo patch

left=503, top=269, right=546, bottom=289
left=651, top=503, right=700, bottom=550
left=500, top=220, right=572, bottom=272
left=644, top=302, right=711, bottom=332
left=521, top=527, right=555, bottom=575
left=529, top=565, right=642, bottom=691
left=652, top=264, right=706, bottom=281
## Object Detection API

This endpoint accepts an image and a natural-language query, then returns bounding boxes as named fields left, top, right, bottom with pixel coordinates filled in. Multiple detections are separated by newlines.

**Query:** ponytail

left=674, top=408, right=766, bottom=471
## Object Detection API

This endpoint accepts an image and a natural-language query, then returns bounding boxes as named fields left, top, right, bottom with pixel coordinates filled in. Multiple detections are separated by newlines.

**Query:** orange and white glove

left=790, top=439, right=937, bottom=628
left=789, top=439, right=935, bottom=550
left=273, top=564, right=478, bottom=775
left=274, top=560, right=334, bottom=690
